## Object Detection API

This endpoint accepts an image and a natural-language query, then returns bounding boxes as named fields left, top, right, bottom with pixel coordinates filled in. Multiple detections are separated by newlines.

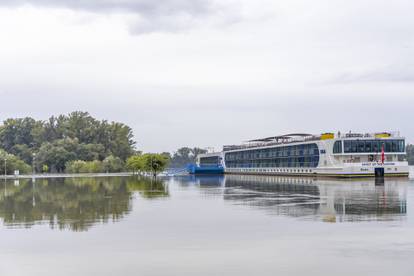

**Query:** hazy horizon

left=1, top=0, right=413, bottom=152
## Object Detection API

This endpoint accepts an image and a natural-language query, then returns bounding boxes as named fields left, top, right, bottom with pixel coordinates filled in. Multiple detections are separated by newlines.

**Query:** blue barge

left=187, top=164, right=224, bottom=175
left=187, top=152, right=224, bottom=175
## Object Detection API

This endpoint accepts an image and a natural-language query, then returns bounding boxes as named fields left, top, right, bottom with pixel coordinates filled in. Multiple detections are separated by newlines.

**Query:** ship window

left=344, top=141, right=351, bottom=153
left=333, top=141, right=342, bottom=154
left=385, top=141, right=392, bottom=152
left=358, top=141, right=365, bottom=152
left=336, top=139, right=404, bottom=153
left=224, top=143, right=320, bottom=169
left=392, top=141, right=398, bottom=152
left=351, top=141, right=358, bottom=152
left=365, top=141, right=372, bottom=152
left=200, top=156, right=220, bottom=166
left=372, top=141, right=379, bottom=152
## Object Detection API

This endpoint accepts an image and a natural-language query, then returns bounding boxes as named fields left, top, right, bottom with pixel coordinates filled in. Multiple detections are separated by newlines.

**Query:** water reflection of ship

left=223, top=175, right=408, bottom=222
left=175, top=175, right=226, bottom=197
left=171, top=175, right=224, bottom=187
left=193, top=175, right=225, bottom=187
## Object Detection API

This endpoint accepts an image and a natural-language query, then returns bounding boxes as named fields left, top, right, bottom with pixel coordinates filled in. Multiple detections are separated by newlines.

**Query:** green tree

left=42, top=164, right=49, bottom=173
left=161, top=152, right=172, bottom=162
left=10, top=144, right=33, bottom=164
left=102, top=155, right=124, bottom=173
left=0, top=117, right=38, bottom=152
left=105, top=122, right=135, bottom=160
left=142, top=153, right=169, bottom=177
left=169, top=147, right=207, bottom=168
left=36, top=143, right=76, bottom=173
left=76, top=143, right=106, bottom=161
left=0, top=111, right=138, bottom=174
left=86, top=160, right=103, bottom=173
left=126, top=155, right=145, bottom=174
left=66, top=160, right=104, bottom=173
left=65, top=160, right=87, bottom=173
left=0, top=150, right=31, bottom=175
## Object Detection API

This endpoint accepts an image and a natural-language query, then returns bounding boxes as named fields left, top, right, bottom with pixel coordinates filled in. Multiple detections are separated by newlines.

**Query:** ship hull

left=187, top=165, right=224, bottom=175
left=225, top=163, right=409, bottom=178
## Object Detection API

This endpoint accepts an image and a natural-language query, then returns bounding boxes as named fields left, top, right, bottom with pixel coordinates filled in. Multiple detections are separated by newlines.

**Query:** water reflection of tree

left=0, top=176, right=168, bottom=231
left=127, top=177, right=169, bottom=199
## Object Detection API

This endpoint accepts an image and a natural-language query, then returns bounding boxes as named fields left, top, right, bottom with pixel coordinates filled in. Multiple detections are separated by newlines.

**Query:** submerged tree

left=142, top=153, right=169, bottom=177
left=126, top=155, right=145, bottom=175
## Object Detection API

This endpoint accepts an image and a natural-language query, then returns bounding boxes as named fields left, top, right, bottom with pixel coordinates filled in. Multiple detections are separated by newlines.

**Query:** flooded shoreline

left=0, top=169, right=413, bottom=275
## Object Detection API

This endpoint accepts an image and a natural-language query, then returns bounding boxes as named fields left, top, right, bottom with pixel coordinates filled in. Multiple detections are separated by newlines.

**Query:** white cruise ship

left=196, top=132, right=409, bottom=178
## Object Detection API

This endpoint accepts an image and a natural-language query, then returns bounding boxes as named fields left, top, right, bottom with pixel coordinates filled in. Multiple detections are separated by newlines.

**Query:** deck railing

left=223, top=131, right=401, bottom=152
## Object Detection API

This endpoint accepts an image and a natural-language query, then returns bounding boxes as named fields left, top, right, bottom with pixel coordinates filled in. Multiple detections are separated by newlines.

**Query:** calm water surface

left=1, top=168, right=414, bottom=275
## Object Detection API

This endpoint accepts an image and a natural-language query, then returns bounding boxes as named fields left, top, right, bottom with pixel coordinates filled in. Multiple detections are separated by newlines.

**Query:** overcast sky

left=0, top=0, right=413, bottom=152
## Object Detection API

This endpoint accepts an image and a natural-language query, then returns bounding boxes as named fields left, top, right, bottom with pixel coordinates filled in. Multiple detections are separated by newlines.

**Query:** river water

left=0, top=168, right=414, bottom=275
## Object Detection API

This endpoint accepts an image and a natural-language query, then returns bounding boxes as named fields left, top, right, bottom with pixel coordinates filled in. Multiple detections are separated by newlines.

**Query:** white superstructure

left=221, top=132, right=409, bottom=177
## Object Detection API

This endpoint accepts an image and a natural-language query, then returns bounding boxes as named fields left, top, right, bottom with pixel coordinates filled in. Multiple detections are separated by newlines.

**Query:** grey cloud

left=330, top=65, right=414, bottom=84
left=0, top=0, right=237, bottom=33
left=0, top=0, right=213, bottom=15
left=128, top=14, right=198, bottom=34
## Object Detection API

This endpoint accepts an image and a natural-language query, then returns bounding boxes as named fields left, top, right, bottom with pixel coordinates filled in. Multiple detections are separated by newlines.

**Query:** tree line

left=164, top=147, right=208, bottom=168
left=0, top=111, right=206, bottom=175
left=0, top=111, right=169, bottom=174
